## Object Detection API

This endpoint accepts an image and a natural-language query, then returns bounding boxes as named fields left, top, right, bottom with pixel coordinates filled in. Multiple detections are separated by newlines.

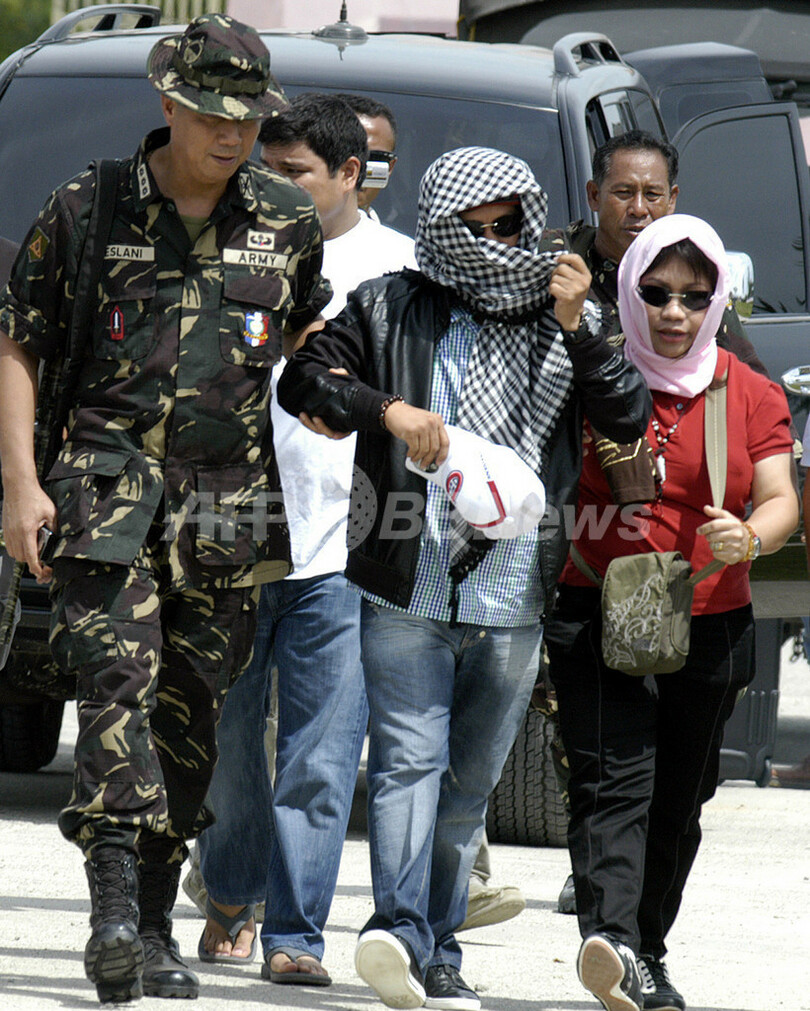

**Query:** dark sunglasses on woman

left=462, top=207, right=523, bottom=239
left=637, top=284, right=715, bottom=312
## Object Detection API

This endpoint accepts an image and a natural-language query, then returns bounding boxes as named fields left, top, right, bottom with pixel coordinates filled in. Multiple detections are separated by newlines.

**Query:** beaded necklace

left=650, top=400, right=687, bottom=485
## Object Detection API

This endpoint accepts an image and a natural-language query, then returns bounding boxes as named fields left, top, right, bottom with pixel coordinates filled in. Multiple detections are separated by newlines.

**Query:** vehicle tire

left=756, top=757, right=772, bottom=789
left=0, top=699, right=65, bottom=772
left=487, top=707, right=568, bottom=847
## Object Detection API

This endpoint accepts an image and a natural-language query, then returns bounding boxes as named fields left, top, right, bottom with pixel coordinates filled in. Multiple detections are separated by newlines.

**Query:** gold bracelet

left=742, top=521, right=758, bottom=562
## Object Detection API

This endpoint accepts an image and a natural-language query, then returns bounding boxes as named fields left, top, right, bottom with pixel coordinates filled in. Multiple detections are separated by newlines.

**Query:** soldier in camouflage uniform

left=538, top=129, right=769, bottom=916
left=0, top=14, right=329, bottom=1004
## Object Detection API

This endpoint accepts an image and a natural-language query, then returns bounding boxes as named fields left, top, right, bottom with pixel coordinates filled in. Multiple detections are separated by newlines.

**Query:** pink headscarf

left=618, top=214, right=730, bottom=399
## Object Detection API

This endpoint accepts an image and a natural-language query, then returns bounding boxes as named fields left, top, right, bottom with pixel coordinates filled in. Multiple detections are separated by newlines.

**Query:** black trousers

left=545, top=585, right=754, bottom=957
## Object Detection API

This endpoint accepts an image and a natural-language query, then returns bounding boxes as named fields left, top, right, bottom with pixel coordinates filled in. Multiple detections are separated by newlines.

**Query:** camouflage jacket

left=541, top=220, right=769, bottom=376
left=0, top=128, right=331, bottom=589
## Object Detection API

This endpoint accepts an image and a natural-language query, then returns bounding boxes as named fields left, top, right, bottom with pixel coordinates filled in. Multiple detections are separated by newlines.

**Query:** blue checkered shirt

left=360, top=306, right=542, bottom=626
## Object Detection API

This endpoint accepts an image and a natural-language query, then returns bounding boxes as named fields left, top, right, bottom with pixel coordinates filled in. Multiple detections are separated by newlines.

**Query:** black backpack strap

left=3, top=160, right=122, bottom=657
left=68, top=158, right=120, bottom=358
left=40, top=159, right=120, bottom=477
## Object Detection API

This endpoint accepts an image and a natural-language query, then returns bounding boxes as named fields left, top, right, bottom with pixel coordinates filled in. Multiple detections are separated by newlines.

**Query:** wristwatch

left=562, top=301, right=602, bottom=344
left=743, top=522, right=762, bottom=562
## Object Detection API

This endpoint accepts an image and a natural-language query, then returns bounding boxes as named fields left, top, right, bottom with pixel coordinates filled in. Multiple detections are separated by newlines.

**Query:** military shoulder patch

left=27, top=227, right=49, bottom=263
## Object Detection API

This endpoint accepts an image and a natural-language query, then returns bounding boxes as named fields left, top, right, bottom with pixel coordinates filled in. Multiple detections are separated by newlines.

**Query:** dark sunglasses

left=368, top=149, right=396, bottom=163
left=462, top=208, right=523, bottom=239
left=637, top=284, right=715, bottom=312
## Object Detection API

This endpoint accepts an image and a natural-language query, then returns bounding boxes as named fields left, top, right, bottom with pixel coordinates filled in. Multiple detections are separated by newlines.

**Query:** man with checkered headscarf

left=278, top=146, right=652, bottom=1010
left=0, top=13, right=330, bottom=1004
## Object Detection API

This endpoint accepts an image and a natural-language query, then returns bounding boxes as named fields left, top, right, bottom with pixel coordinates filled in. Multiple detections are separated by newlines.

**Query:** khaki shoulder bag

left=570, top=379, right=727, bottom=675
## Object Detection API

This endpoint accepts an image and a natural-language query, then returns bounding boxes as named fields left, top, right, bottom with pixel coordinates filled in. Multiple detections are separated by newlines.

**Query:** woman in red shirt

left=545, top=214, right=798, bottom=1011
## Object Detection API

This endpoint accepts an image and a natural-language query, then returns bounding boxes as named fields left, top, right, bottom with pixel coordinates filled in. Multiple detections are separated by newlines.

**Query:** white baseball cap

left=405, top=424, right=546, bottom=539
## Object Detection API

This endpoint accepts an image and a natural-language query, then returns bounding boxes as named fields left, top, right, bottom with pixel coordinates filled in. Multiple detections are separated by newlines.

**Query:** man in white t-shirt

left=194, top=94, right=416, bottom=985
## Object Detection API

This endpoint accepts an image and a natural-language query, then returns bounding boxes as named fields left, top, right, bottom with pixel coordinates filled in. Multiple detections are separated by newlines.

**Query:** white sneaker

left=577, top=933, right=643, bottom=1011
left=457, top=878, right=525, bottom=932
left=355, top=929, right=426, bottom=1009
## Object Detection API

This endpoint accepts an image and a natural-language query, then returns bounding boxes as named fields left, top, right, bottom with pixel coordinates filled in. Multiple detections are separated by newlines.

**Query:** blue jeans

left=198, top=572, right=367, bottom=960
left=359, top=600, right=541, bottom=974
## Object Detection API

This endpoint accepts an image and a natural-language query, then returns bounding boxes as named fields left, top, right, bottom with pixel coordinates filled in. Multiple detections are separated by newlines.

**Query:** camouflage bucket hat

left=147, top=13, right=288, bottom=121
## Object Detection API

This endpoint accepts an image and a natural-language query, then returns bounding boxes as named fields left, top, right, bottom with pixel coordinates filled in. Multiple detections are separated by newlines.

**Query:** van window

left=585, top=90, right=665, bottom=161
left=626, top=89, right=663, bottom=136
left=656, top=82, right=771, bottom=137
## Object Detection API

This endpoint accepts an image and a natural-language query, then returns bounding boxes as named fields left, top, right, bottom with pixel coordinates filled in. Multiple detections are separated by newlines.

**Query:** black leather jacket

left=278, top=269, right=652, bottom=613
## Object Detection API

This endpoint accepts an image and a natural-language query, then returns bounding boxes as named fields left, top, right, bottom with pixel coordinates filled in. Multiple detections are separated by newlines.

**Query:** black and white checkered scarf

left=415, top=147, right=573, bottom=477
left=414, top=148, right=575, bottom=605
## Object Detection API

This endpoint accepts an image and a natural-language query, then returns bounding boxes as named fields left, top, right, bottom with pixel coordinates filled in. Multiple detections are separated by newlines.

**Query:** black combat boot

left=138, top=862, right=199, bottom=999
left=84, top=846, right=144, bottom=1003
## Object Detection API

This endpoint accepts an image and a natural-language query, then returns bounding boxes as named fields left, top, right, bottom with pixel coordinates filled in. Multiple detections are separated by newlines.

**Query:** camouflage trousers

left=50, top=541, right=257, bottom=863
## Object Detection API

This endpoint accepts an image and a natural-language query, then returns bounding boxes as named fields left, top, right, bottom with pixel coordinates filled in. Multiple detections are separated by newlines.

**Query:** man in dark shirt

left=543, top=130, right=767, bottom=373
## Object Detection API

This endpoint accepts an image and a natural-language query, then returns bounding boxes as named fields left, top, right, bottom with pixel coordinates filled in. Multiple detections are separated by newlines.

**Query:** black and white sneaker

left=424, top=964, right=481, bottom=1011
left=637, top=954, right=686, bottom=1011
left=577, top=933, right=643, bottom=1011
left=354, top=929, right=426, bottom=1009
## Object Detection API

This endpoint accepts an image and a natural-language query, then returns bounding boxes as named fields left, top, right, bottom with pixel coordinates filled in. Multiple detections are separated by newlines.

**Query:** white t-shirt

left=323, top=211, right=416, bottom=312
left=271, top=213, right=417, bottom=579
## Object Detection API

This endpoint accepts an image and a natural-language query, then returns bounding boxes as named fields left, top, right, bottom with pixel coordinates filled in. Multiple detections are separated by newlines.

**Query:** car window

left=0, top=77, right=567, bottom=243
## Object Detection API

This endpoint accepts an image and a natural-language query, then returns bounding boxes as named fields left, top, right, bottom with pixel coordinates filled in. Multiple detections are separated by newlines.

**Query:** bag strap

left=688, top=360, right=729, bottom=586
left=3, top=160, right=121, bottom=657
left=573, top=538, right=722, bottom=589
left=41, top=159, right=120, bottom=475
left=688, top=557, right=724, bottom=586
left=69, top=159, right=120, bottom=358
left=703, top=365, right=728, bottom=513
left=569, top=541, right=603, bottom=587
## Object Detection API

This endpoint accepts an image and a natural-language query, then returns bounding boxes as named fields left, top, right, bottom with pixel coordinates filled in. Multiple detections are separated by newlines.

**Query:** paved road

left=1, top=648, right=808, bottom=1011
